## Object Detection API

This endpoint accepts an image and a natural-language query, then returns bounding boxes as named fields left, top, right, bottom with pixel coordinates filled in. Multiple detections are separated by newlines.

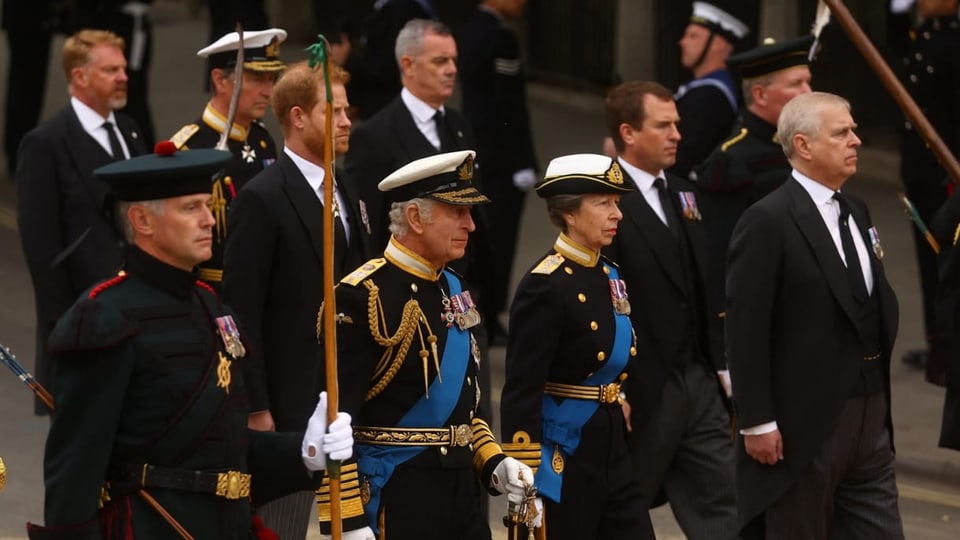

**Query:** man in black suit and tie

left=347, top=18, right=476, bottom=250
left=726, top=91, right=904, bottom=538
left=222, top=62, right=374, bottom=539
left=346, top=18, right=497, bottom=333
left=603, top=80, right=738, bottom=540
left=16, top=29, right=145, bottom=415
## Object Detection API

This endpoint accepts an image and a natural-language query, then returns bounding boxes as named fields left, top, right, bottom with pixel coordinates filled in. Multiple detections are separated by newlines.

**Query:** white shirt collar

left=284, top=146, right=326, bottom=191
left=617, top=157, right=664, bottom=192
left=792, top=169, right=839, bottom=207
left=401, top=87, right=444, bottom=124
left=71, top=96, right=116, bottom=131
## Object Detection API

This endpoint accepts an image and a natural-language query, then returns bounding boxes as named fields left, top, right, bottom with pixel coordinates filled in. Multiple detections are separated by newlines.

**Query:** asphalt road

left=1, top=5, right=959, bottom=539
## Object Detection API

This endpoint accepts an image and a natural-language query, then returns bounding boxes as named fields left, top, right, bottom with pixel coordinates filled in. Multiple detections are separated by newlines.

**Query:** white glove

left=302, top=391, right=354, bottom=471
left=490, top=457, right=534, bottom=497
left=717, top=369, right=733, bottom=399
left=512, top=168, right=538, bottom=191
left=321, top=527, right=375, bottom=540
left=890, top=0, right=915, bottom=14
left=529, top=496, right=544, bottom=529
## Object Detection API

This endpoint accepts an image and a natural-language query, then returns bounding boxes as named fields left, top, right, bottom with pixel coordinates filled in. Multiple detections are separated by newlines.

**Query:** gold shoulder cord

left=363, top=280, right=440, bottom=400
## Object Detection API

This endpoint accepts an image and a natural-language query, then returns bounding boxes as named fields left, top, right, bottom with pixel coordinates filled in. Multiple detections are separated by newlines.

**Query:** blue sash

left=535, top=263, right=631, bottom=502
left=357, top=270, right=470, bottom=532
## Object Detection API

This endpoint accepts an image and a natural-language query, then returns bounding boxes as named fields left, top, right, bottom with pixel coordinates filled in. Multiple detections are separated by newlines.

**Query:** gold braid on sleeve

left=471, top=417, right=504, bottom=473
left=501, top=430, right=541, bottom=475
left=316, top=462, right=365, bottom=522
left=363, top=280, right=440, bottom=400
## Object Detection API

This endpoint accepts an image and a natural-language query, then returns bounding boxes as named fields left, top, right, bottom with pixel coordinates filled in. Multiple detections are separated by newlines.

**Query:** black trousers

left=379, top=464, right=491, bottom=540
left=628, top=362, right=738, bottom=540
left=539, top=406, right=654, bottom=540
left=761, top=394, right=904, bottom=539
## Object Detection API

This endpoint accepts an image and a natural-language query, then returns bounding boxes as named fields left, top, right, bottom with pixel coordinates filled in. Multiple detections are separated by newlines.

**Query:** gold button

left=440, top=447, right=448, bottom=456
left=630, top=346, right=637, bottom=357
left=564, top=267, right=573, bottom=275
left=602, top=266, right=610, bottom=275
left=578, top=293, right=586, bottom=303
left=597, top=351, right=606, bottom=361
left=590, top=321, right=598, bottom=331
left=469, top=410, right=474, bottom=419
left=410, top=283, right=418, bottom=293
left=466, top=376, right=472, bottom=387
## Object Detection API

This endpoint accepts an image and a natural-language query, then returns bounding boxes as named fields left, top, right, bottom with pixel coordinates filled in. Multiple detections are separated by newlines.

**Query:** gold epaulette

left=531, top=254, right=564, bottom=275
left=720, top=128, right=749, bottom=152
left=0, top=456, right=6, bottom=491
left=316, top=462, right=366, bottom=522
left=501, top=431, right=541, bottom=474
left=471, top=417, right=504, bottom=474
left=341, top=258, right=388, bottom=286
left=169, top=124, right=199, bottom=150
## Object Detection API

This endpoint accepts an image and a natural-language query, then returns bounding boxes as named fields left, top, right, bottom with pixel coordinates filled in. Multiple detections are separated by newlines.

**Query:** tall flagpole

left=306, top=35, right=342, bottom=540
left=818, top=0, right=960, bottom=186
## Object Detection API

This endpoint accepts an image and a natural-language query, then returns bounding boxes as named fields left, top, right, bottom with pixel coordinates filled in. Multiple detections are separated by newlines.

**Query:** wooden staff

left=820, top=0, right=960, bottom=186
left=307, top=35, right=343, bottom=540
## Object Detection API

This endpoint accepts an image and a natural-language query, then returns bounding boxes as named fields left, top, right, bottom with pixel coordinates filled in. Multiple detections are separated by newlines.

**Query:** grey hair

left=777, top=91, right=850, bottom=159
left=388, top=198, right=435, bottom=237
left=545, top=194, right=584, bottom=233
left=741, top=74, right=774, bottom=107
left=394, top=19, right=453, bottom=67
left=117, top=199, right=165, bottom=242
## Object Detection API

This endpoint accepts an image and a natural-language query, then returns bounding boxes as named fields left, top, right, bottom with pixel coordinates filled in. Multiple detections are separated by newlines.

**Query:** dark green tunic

left=34, top=247, right=313, bottom=539
left=696, top=111, right=791, bottom=316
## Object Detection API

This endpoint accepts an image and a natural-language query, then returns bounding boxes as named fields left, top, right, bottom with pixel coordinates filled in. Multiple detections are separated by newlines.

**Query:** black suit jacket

left=222, top=153, right=373, bottom=431
left=604, top=169, right=724, bottom=428
left=345, top=95, right=477, bottom=251
left=16, top=104, right=145, bottom=410
left=725, top=177, right=898, bottom=528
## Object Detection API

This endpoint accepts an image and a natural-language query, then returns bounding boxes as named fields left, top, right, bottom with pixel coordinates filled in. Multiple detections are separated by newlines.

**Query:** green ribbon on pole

left=305, top=35, right=333, bottom=103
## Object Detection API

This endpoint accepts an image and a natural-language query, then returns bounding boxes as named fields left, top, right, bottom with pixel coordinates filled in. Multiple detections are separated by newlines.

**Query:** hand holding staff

left=306, top=35, right=343, bottom=540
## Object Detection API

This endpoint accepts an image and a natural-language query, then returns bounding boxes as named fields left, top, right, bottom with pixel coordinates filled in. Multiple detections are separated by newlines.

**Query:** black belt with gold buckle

left=113, top=463, right=251, bottom=500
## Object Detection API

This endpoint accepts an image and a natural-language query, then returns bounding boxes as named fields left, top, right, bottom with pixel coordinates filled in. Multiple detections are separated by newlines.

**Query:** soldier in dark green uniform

left=500, top=154, right=654, bottom=540
left=170, top=28, right=286, bottom=291
left=317, top=150, right=534, bottom=540
left=26, top=143, right=354, bottom=539
left=696, top=35, right=813, bottom=318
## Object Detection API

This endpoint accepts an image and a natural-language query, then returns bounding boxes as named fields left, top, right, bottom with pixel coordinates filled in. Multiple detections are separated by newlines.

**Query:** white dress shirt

left=284, top=147, right=351, bottom=242
left=400, top=87, right=445, bottom=150
left=71, top=97, right=131, bottom=159
left=617, top=157, right=669, bottom=225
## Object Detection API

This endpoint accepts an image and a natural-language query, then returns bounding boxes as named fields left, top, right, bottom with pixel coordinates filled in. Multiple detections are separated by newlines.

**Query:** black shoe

left=902, top=349, right=928, bottom=370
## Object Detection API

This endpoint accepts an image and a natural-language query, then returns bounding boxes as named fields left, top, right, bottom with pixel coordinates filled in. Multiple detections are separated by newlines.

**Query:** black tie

left=654, top=177, right=680, bottom=239
left=833, top=192, right=869, bottom=303
left=103, top=121, right=125, bottom=161
left=322, top=184, right=350, bottom=275
left=433, top=110, right=455, bottom=152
